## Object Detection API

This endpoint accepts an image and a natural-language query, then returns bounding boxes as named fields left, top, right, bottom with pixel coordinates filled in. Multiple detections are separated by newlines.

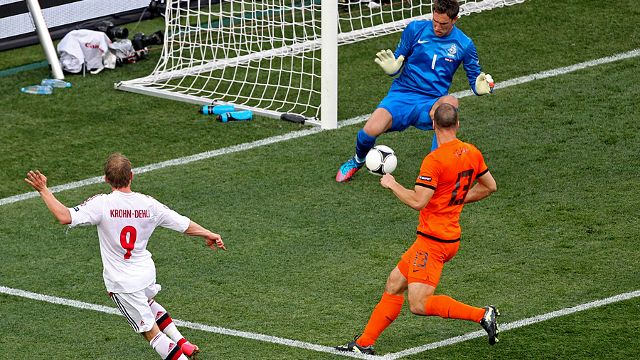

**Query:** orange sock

left=356, top=292, right=404, bottom=347
left=424, top=295, right=484, bottom=322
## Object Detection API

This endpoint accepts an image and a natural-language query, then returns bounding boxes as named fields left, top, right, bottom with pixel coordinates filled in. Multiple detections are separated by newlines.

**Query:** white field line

left=1, top=48, right=638, bottom=208
left=336, top=48, right=640, bottom=128
left=2, top=285, right=639, bottom=359
left=384, top=289, right=640, bottom=359
left=0, top=127, right=323, bottom=207
left=0, top=285, right=379, bottom=360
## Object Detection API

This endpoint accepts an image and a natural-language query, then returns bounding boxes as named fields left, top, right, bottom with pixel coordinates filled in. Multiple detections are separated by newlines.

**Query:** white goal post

left=116, top=0, right=524, bottom=129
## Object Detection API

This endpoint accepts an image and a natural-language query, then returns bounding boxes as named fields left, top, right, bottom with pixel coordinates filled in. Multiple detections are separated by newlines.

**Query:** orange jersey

left=414, top=139, right=488, bottom=241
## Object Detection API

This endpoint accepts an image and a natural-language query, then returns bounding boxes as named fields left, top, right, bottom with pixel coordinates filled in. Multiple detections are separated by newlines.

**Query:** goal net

left=116, top=0, right=524, bottom=128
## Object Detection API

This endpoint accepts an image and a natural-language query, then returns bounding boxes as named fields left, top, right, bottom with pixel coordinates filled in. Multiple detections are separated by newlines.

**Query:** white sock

left=149, top=300, right=187, bottom=344
left=163, top=323, right=186, bottom=344
left=149, top=332, right=188, bottom=360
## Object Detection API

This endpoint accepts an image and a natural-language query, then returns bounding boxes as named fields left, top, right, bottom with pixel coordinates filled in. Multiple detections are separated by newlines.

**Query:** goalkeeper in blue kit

left=336, top=0, right=495, bottom=182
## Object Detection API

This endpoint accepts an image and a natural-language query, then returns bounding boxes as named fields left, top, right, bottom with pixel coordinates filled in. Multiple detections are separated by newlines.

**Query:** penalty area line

left=0, top=285, right=380, bottom=359
left=383, top=289, right=640, bottom=359
left=0, top=127, right=323, bottom=207
left=1, top=48, right=638, bottom=208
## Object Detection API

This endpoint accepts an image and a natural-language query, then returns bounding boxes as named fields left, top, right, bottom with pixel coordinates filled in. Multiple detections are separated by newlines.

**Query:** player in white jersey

left=25, top=153, right=226, bottom=360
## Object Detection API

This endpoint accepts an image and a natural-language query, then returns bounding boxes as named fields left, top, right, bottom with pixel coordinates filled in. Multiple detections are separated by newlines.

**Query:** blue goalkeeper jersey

left=392, top=20, right=482, bottom=97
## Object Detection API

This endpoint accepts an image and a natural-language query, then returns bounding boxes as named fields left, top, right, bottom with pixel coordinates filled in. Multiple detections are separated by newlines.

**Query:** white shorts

left=110, top=283, right=161, bottom=333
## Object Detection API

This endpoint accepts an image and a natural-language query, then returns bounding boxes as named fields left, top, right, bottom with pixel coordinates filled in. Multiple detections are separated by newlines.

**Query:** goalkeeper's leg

left=336, top=108, right=392, bottom=182
left=359, top=108, right=394, bottom=158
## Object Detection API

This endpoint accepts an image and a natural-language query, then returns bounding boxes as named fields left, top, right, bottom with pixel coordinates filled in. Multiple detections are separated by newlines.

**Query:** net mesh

left=118, top=0, right=525, bottom=122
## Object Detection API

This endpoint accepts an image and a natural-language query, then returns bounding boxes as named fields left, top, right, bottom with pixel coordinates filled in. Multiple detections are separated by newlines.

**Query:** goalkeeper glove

left=375, top=49, right=405, bottom=76
left=475, top=72, right=495, bottom=95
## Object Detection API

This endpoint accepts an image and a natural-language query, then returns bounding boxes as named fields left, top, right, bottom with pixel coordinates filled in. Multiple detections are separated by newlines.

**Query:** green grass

left=1, top=0, right=640, bottom=358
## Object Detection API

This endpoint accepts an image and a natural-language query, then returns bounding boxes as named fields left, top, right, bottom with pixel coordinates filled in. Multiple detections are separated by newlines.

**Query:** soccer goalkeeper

left=336, top=0, right=495, bottom=182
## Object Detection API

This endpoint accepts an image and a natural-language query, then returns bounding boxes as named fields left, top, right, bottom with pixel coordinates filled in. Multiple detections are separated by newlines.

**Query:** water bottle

left=199, top=104, right=234, bottom=115
left=41, top=79, right=72, bottom=88
left=217, top=110, right=253, bottom=123
left=21, top=85, right=53, bottom=95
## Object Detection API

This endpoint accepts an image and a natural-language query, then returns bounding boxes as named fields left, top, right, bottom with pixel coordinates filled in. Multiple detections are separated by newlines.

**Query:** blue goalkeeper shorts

left=378, top=87, right=440, bottom=132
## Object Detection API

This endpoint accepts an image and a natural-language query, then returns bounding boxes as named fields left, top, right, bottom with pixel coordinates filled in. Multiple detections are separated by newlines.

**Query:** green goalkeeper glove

left=375, top=49, right=405, bottom=76
left=475, top=72, right=495, bottom=95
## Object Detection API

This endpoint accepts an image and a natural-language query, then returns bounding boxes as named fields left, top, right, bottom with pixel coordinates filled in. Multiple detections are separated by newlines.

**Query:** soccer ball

left=365, top=145, right=397, bottom=176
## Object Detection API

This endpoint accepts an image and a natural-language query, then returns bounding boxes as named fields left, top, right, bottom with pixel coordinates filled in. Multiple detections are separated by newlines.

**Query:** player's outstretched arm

left=464, top=171, right=497, bottom=204
left=380, top=174, right=434, bottom=210
left=25, top=170, right=71, bottom=224
left=375, top=49, right=405, bottom=76
left=475, top=72, right=495, bottom=95
left=184, top=221, right=226, bottom=251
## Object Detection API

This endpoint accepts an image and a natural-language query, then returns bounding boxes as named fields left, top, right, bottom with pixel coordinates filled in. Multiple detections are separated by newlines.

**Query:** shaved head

left=433, top=103, right=459, bottom=129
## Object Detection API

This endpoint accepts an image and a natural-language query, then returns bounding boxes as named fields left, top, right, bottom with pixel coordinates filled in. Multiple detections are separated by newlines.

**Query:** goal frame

left=116, top=0, right=524, bottom=129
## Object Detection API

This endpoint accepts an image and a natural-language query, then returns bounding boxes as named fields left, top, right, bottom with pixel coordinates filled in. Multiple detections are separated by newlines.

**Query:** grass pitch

left=1, top=0, right=639, bottom=359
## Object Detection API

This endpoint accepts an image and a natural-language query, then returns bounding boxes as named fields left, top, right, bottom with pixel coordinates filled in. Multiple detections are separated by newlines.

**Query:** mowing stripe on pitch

left=0, top=285, right=379, bottom=359
left=385, top=289, right=640, bottom=359
left=330, top=48, right=640, bottom=129
left=0, top=127, right=323, bottom=207
left=1, top=48, right=638, bottom=208
left=2, top=285, right=639, bottom=359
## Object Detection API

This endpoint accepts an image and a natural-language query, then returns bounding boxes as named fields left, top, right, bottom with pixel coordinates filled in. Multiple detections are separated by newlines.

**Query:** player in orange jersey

left=336, top=103, right=499, bottom=355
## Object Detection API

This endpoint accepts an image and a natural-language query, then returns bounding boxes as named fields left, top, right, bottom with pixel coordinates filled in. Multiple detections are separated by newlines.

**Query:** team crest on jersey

left=447, top=44, right=457, bottom=57
left=454, top=147, right=469, bottom=157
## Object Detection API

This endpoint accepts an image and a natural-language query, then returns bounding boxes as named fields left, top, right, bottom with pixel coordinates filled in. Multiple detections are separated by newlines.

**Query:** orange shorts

left=397, top=235, right=460, bottom=287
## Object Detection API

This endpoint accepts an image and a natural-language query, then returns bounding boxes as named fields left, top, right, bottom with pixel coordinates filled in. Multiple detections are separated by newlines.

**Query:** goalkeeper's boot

left=335, top=336, right=375, bottom=355
left=336, top=156, right=364, bottom=182
left=480, top=305, right=500, bottom=345
left=180, top=341, right=199, bottom=359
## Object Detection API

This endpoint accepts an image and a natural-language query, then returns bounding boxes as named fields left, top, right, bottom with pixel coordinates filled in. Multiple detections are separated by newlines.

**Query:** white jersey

left=69, top=191, right=190, bottom=293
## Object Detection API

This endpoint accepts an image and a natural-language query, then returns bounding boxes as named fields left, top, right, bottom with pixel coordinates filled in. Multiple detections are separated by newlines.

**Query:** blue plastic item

left=217, top=110, right=253, bottom=123
left=199, top=104, right=235, bottom=115
left=21, top=85, right=53, bottom=95
left=41, top=79, right=72, bottom=88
